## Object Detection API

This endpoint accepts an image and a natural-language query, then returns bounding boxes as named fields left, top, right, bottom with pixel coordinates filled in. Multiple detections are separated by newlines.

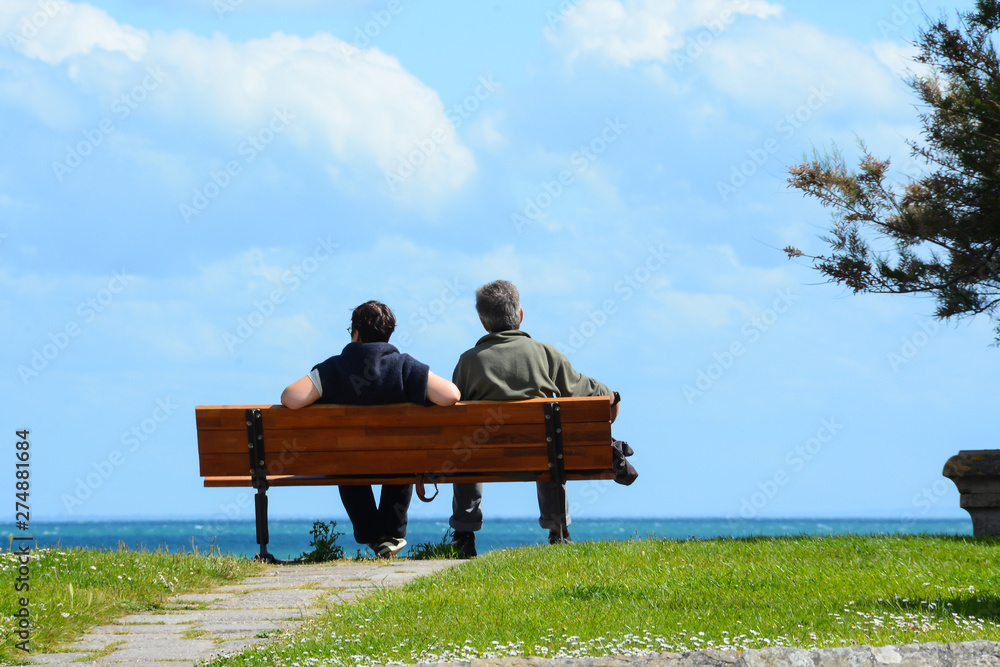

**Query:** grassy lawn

left=0, top=545, right=262, bottom=664
left=209, top=535, right=1000, bottom=666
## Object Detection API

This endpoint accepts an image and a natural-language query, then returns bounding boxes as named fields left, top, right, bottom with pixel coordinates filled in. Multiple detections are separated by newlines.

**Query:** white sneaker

left=373, top=537, right=407, bottom=558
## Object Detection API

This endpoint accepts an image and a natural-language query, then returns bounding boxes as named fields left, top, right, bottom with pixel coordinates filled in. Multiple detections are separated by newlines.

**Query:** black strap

left=416, top=475, right=439, bottom=502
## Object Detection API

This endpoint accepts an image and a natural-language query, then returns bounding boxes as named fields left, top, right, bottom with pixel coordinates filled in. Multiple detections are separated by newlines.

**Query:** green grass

left=208, top=535, right=1000, bottom=666
left=407, top=529, right=461, bottom=560
left=0, top=545, right=263, bottom=664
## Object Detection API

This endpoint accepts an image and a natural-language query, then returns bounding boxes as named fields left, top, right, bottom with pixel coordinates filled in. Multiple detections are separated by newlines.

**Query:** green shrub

left=299, top=520, right=345, bottom=563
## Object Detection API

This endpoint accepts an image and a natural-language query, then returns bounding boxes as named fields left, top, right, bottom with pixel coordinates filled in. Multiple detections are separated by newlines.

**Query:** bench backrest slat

left=196, top=397, right=606, bottom=430
left=196, top=421, right=611, bottom=454
left=200, top=444, right=610, bottom=478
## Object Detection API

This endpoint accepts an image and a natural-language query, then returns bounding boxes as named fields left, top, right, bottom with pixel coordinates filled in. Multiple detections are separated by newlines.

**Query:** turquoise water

left=0, top=517, right=974, bottom=560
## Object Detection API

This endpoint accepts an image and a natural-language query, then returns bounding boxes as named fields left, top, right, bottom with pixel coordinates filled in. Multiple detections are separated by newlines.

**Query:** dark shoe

left=548, top=528, right=572, bottom=545
left=450, top=530, right=477, bottom=558
left=612, top=439, right=638, bottom=485
left=372, top=537, right=407, bottom=559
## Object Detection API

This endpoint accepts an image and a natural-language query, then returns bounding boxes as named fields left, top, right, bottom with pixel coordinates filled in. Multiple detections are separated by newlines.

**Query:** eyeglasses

left=346, top=326, right=353, bottom=336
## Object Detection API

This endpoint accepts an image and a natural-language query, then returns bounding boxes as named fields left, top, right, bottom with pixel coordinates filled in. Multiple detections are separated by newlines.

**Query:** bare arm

left=281, top=376, right=321, bottom=409
left=426, top=371, right=461, bottom=406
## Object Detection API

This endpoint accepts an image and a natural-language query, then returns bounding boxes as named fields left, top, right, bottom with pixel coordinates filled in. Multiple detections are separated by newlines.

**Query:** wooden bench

left=196, top=396, right=614, bottom=561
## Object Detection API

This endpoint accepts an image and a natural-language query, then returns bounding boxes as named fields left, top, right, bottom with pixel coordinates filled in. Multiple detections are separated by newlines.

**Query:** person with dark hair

left=281, top=300, right=461, bottom=558
left=448, top=281, right=622, bottom=558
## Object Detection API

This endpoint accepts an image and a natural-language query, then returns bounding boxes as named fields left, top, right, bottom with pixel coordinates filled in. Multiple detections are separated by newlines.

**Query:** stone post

left=943, top=450, right=1000, bottom=537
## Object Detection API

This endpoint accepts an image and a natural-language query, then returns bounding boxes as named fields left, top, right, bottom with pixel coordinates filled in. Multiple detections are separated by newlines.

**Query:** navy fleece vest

left=312, top=342, right=429, bottom=406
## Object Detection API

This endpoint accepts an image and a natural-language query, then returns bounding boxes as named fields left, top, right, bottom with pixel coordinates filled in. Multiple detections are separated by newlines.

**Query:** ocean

left=1, top=517, right=974, bottom=561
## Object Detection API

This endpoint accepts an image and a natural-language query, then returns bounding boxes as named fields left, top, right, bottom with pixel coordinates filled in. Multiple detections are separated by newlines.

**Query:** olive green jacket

left=452, top=330, right=610, bottom=401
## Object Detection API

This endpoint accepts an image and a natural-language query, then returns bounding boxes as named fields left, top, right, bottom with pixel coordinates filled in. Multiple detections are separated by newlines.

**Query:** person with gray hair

left=449, top=280, right=621, bottom=557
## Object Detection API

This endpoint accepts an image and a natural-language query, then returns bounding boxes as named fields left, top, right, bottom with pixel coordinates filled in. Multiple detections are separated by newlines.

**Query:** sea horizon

left=1, top=517, right=974, bottom=560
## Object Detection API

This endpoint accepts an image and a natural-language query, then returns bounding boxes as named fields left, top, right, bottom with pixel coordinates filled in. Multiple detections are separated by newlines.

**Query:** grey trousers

left=450, top=481, right=571, bottom=532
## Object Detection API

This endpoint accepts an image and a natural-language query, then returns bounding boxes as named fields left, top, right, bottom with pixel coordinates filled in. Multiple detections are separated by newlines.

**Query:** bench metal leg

left=246, top=408, right=276, bottom=563
left=254, top=487, right=275, bottom=563
left=544, top=402, right=569, bottom=541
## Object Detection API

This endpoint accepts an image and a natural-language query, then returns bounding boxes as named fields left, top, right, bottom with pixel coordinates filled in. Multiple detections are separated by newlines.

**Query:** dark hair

left=475, top=280, right=521, bottom=333
left=351, top=300, right=395, bottom=343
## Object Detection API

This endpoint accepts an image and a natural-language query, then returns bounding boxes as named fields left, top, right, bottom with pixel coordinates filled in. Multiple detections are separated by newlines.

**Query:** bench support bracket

left=544, top=402, right=569, bottom=542
left=246, top=408, right=275, bottom=563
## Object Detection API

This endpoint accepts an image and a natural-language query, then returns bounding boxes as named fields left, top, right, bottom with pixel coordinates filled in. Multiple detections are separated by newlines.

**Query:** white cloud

left=635, top=243, right=800, bottom=337
left=0, top=1, right=147, bottom=64
left=0, top=55, right=84, bottom=128
left=546, top=0, right=782, bottom=67
left=1, top=1, right=476, bottom=204
left=652, top=290, right=751, bottom=330
left=468, top=112, right=507, bottom=150
left=0, top=238, right=605, bottom=366
left=547, top=0, right=917, bottom=118
left=0, top=266, right=63, bottom=300
left=701, top=22, right=907, bottom=113
left=870, top=40, right=927, bottom=81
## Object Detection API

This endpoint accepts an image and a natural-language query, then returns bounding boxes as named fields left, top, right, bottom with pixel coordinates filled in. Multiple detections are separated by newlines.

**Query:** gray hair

left=475, top=280, right=521, bottom=333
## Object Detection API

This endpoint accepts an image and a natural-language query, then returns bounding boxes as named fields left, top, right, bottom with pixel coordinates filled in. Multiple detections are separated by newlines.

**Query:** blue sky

left=1, top=0, right=991, bottom=528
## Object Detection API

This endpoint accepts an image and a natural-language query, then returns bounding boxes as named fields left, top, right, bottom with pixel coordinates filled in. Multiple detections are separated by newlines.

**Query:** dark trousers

left=339, top=484, right=412, bottom=544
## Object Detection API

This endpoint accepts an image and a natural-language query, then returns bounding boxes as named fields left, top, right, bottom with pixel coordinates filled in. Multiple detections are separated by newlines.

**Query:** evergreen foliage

left=788, top=1, right=1000, bottom=341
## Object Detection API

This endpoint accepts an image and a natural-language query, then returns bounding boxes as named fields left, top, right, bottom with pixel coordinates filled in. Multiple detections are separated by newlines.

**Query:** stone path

left=25, top=559, right=462, bottom=667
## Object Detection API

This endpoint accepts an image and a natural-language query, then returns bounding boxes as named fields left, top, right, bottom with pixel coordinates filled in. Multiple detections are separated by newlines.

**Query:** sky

left=1, top=0, right=993, bottom=530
